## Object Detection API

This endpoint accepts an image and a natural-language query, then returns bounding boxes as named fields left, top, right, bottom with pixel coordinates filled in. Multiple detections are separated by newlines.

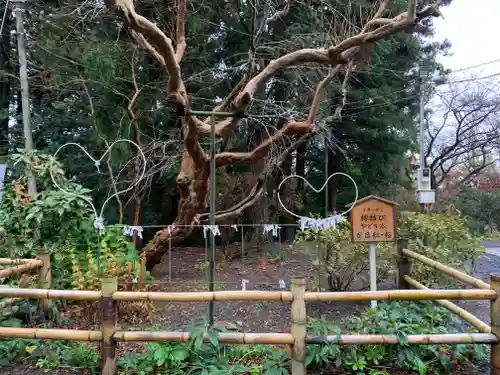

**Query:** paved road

left=483, top=241, right=500, bottom=257
left=455, top=241, right=500, bottom=328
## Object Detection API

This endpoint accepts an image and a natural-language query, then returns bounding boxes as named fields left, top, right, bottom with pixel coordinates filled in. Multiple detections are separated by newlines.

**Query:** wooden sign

left=348, top=195, right=398, bottom=243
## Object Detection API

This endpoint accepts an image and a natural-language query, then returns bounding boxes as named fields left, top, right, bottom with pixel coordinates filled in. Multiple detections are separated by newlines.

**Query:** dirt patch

left=141, top=244, right=394, bottom=332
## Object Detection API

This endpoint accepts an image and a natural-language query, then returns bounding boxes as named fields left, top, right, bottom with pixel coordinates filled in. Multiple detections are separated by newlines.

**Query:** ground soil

left=143, top=244, right=377, bottom=332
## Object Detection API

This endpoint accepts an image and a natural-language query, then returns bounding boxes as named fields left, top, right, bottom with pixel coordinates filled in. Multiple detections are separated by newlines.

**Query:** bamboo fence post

left=491, top=275, right=500, bottom=375
left=290, top=278, right=307, bottom=375
left=37, top=248, right=52, bottom=311
left=101, top=276, right=118, bottom=375
left=396, top=239, right=409, bottom=289
left=139, top=253, right=146, bottom=284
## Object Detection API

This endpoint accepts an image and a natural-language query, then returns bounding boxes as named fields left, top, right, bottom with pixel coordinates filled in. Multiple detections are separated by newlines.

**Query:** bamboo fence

left=396, top=242, right=500, bottom=375
left=0, top=241, right=499, bottom=375
left=401, top=248, right=491, bottom=289
left=0, top=249, right=49, bottom=309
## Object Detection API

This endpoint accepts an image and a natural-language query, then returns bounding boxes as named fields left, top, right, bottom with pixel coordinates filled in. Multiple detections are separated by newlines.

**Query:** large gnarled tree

left=105, top=0, right=442, bottom=269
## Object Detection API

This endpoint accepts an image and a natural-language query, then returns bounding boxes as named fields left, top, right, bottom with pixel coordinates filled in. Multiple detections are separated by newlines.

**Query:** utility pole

left=416, top=65, right=434, bottom=214
left=13, top=0, right=37, bottom=197
left=419, top=67, right=427, bottom=173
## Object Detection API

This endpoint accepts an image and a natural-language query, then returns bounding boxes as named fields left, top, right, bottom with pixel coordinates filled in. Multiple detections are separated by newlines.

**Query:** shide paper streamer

left=203, top=225, right=221, bottom=238
left=277, top=173, right=359, bottom=230
left=50, top=140, right=147, bottom=235
left=123, top=225, right=144, bottom=239
left=263, top=224, right=281, bottom=237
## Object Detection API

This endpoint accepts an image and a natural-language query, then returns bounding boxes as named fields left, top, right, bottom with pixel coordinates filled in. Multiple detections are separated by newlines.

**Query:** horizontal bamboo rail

left=0, top=288, right=101, bottom=300
left=404, top=275, right=491, bottom=333
left=0, top=327, right=102, bottom=341
left=112, top=290, right=293, bottom=302
left=0, top=274, right=30, bottom=309
left=3, top=327, right=490, bottom=346
left=114, top=331, right=295, bottom=344
left=115, top=331, right=498, bottom=345
left=0, top=258, right=37, bottom=265
left=110, top=331, right=500, bottom=345
left=402, top=249, right=490, bottom=289
left=0, top=260, right=43, bottom=278
left=306, top=333, right=498, bottom=345
left=304, top=289, right=497, bottom=302
left=1, top=287, right=496, bottom=302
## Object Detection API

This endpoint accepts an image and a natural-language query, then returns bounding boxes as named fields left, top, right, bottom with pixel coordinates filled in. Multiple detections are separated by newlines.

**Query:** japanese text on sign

left=350, top=196, right=397, bottom=243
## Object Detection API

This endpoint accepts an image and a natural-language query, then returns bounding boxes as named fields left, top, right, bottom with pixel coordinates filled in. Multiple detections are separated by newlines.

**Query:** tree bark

left=0, top=6, right=11, bottom=156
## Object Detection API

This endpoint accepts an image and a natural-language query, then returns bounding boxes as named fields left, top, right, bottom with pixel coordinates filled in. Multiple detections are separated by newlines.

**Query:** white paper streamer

left=263, top=224, right=281, bottom=237
left=277, top=173, right=359, bottom=230
left=279, top=279, right=286, bottom=289
left=231, top=224, right=238, bottom=231
left=123, top=225, right=144, bottom=239
left=241, top=279, right=249, bottom=291
left=298, top=215, right=344, bottom=230
left=203, top=225, right=221, bottom=238
left=94, top=216, right=105, bottom=234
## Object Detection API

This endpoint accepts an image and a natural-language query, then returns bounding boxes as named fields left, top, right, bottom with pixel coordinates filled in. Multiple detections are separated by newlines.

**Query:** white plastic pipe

left=369, top=244, right=377, bottom=309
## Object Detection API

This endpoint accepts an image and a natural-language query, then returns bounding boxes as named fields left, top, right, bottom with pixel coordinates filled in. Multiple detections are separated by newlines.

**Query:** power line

left=445, top=72, right=500, bottom=85
left=449, top=58, right=500, bottom=73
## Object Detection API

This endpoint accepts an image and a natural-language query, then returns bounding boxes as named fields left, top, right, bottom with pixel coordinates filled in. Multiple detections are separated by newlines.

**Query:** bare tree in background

left=425, top=79, right=500, bottom=189
left=103, top=0, right=442, bottom=269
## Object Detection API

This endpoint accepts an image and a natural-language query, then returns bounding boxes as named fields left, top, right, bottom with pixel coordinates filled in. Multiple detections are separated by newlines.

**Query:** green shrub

left=294, top=211, right=484, bottom=291
left=306, top=301, right=486, bottom=375
left=294, top=222, right=394, bottom=291
left=399, top=211, right=484, bottom=287
left=0, top=150, right=148, bottom=291
left=447, top=186, right=500, bottom=234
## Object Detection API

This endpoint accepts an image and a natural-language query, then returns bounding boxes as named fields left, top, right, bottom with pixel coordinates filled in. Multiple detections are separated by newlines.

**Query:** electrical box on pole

left=416, top=167, right=435, bottom=204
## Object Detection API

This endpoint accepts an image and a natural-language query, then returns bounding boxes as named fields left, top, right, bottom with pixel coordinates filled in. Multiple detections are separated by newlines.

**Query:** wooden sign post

left=347, top=195, right=398, bottom=309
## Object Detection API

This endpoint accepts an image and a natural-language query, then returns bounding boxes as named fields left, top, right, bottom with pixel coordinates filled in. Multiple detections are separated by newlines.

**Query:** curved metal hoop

left=49, top=139, right=147, bottom=224
left=277, top=172, right=359, bottom=221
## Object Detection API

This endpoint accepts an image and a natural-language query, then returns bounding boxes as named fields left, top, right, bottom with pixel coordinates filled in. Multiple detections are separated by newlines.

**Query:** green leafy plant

left=306, top=301, right=487, bottom=374
left=398, top=211, right=484, bottom=288
left=0, top=338, right=99, bottom=372
left=295, top=221, right=394, bottom=291
left=0, top=150, right=148, bottom=291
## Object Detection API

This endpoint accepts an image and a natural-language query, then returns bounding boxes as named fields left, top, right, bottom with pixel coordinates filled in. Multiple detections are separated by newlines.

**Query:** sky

left=433, top=0, right=500, bottom=78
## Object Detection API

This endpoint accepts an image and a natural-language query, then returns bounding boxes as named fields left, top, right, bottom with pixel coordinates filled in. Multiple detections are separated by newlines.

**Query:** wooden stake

left=397, top=239, right=410, bottom=289
left=101, top=276, right=118, bottom=375
left=139, top=253, right=146, bottom=283
left=37, top=249, right=52, bottom=311
left=491, top=275, right=500, bottom=375
left=290, top=278, right=306, bottom=375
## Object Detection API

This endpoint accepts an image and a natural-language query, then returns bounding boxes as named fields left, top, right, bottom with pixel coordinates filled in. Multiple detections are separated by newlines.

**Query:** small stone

left=226, top=322, right=239, bottom=330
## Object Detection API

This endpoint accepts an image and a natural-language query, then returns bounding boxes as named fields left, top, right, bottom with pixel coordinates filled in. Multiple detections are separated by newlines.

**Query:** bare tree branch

left=427, top=79, right=500, bottom=188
